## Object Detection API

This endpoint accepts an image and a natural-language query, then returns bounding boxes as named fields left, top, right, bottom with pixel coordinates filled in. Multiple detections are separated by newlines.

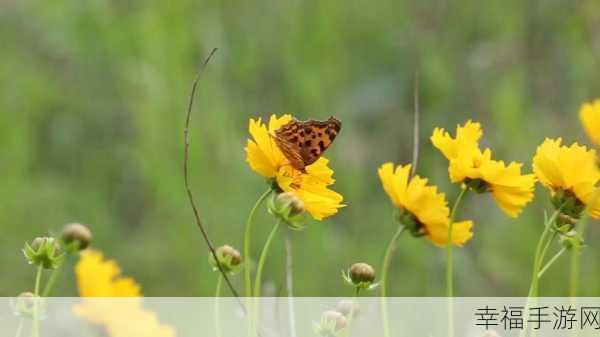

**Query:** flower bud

left=337, top=299, right=360, bottom=318
left=268, top=192, right=306, bottom=230
left=559, top=230, right=584, bottom=252
left=482, top=330, right=502, bottom=337
left=23, top=237, right=64, bottom=269
left=61, top=223, right=93, bottom=251
left=313, top=310, right=347, bottom=336
left=209, top=245, right=242, bottom=274
left=13, top=292, right=38, bottom=317
left=343, top=262, right=378, bottom=291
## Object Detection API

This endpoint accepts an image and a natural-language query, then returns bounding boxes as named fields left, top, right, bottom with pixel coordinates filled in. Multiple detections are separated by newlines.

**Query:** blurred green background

left=2, top=0, right=600, bottom=297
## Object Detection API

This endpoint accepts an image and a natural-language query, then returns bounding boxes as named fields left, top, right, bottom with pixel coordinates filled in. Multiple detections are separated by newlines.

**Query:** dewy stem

left=446, top=187, right=468, bottom=337
left=381, top=225, right=406, bottom=337
left=252, top=220, right=281, bottom=337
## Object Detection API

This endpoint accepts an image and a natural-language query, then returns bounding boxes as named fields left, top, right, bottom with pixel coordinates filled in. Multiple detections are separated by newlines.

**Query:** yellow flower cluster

left=74, top=250, right=176, bottom=337
left=431, top=121, right=536, bottom=218
left=378, top=163, right=473, bottom=246
left=245, top=114, right=344, bottom=220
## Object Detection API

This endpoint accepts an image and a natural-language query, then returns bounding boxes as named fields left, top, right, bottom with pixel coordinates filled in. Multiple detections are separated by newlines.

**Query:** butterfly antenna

left=183, top=48, right=246, bottom=310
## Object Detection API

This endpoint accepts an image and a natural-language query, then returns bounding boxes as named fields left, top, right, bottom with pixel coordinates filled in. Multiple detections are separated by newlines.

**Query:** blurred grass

left=1, top=0, right=600, bottom=296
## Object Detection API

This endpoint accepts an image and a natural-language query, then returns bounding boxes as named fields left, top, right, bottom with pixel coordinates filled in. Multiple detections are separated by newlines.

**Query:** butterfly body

left=274, top=117, right=341, bottom=172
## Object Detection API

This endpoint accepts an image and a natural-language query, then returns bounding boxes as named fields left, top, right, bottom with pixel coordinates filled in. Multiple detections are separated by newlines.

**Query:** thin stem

left=285, top=235, right=297, bottom=337
left=32, top=265, right=43, bottom=337
left=244, top=189, right=272, bottom=296
left=570, top=189, right=600, bottom=296
left=344, top=288, right=360, bottom=337
left=252, top=221, right=281, bottom=337
left=34, top=266, right=42, bottom=296
left=214, top=275, right=223, bottom=337
left=253, top=221, right=281, bottom=298
left=183, top=48, right=243, bottom=306
left=446, top=188, right=468, bottom=337
left=14, top=317, right=24, bottom=337
left=381, top=225, right=406, bottom=337
left=520, top=208, right=561, bottom=337
left=538, top=248, right=567, bottom=278
left=42, top=255, right=67, bottom=297
left=244, top=189, right=271, bottom=337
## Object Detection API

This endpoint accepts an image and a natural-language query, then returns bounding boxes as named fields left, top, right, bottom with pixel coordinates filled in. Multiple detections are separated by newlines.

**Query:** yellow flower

left=431, top=120, right=536, bottom=218
left=533, top=138, right=600, bottom=218
left=74, top=250, right=175, bottom=337
left=245, top=114, right=344, bottom=220
left=75, top=249, right=141, bottom=297
left=378, top=163, right=473, bottom=247
left=580, top=99, right=600, bottom=147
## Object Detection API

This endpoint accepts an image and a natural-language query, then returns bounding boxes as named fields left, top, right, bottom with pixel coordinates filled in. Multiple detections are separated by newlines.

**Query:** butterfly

left=273, top=116, right=342, bottom=172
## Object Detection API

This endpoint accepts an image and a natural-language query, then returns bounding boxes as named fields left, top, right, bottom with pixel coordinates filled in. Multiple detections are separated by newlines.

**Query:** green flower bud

left=268, top=192, right=306, bottom=230
left=61, top=223, right=92, bottom=251
left=342, top=262, right=378, bottom=291
left=559, top=230, right=584, bottom=252
left=313, top=310, right=347, bottom=337
left=23, top=237, right=64, bottom=269
left=209, top=245, right=243, bottom=275
left=337, top=299, right=360, bottom=318
left=13, top=292, right=38, bottom=317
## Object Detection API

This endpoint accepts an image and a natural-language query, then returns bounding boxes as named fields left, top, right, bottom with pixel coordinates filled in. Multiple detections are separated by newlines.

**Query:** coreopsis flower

left=431, top=120, right=536, bottom=218
left=378, top=163, right=473, bottom=246
left=533, top=138, right=600, bottom=219
left=245, top=114, right=344, bottom=220
left=73, top=250, right=175, bottom=337
left=580, top=99, right=600, bottom=148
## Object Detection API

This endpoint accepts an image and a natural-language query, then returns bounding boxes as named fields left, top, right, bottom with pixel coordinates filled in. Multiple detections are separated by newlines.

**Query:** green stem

left=381, top=225, right=406, bottom=337
left=214, top=275, right=223, bottom=337
left=42, top=257, right=66, bottom=297
left=14, top=317, right=24, bottom=337
left=538, top=248, right=567, bottom=278
left=520, top=209, right=562, bottom=337
left=344, top=288, right=360, bottom=337
left=243, top=189, right=271, bottom=337
left=32, top=265, right=43, bottom=337
left=252, top=220, right=281, bottom=337
left=446, top=188, right=468, bottom=337
left=569, top=189, right=600, bottom=296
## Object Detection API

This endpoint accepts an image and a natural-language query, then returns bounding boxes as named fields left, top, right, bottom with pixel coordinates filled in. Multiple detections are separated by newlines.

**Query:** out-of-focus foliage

left=1, top=0, right=600, bottom=296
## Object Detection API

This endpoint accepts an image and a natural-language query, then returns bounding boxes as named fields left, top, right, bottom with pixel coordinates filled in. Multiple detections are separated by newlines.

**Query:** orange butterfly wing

left=274, top=117, right=341, bottom=171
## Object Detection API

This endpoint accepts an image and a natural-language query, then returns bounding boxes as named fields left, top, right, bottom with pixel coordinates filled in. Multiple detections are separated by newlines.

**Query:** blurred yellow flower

left=533, top=138, right=600, bottom=218
left=74, top=250, right=176, bottom=337
left=580, top=99, right=600, bottom=147
left=75, top=249, right=141, bottom=297
left=378, top=163, right=473, bottom=247
left=245, top=114, right=344, bottom=220
left=431, top=120, right=536, bottom=218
